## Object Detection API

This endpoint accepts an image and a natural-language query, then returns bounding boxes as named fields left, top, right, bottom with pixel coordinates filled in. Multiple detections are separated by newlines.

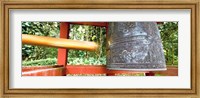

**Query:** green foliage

left=67, top=24, right=106, bottom=65
left=22, top=22, right=59, bottom=36
left=68, top=57, right=106, bottom=65
left=22, top=22, right=60, bottom=61
left=158, top=22, right=178, bottom=66
left=155, top=74, right=163, bottom=76
left=22, top=58, right=57, bottom=66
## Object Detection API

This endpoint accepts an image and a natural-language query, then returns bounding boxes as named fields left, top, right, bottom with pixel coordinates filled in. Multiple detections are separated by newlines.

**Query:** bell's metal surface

left=107, top=22, right=166, bottom=71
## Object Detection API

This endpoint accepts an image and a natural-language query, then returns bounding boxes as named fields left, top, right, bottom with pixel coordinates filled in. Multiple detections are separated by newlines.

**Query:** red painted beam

left=156, top=22, right=164, bottom=24
left=71, top=22, right=162, bottom=27
left=106, top=69, right=149, bottom=76
left=153, top=66, right=178, bottom=76
left=66, top=65, right=107, bottom=74
left=66, top=65, right=148, bottom=76
left=22, top=65, right=177, bottom=76
left=69, top=22, right=107, bottom=27
left=22, top=65, right=63, bottom=72
left=22, top=67, right=65, bottom=76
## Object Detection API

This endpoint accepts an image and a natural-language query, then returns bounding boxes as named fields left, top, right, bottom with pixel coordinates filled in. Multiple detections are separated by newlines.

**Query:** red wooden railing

left=22, top=65, right=177, bottom=76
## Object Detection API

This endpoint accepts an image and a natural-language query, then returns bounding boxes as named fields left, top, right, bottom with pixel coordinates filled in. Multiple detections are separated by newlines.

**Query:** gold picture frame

left=0, top=0, right=199, bottom=98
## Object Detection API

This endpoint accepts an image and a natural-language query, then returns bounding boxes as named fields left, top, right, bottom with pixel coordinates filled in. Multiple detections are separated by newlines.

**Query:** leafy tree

left=67, top=24, right=106, bottom=65
left=22, top=22, right=60, bottom=61
left=158, top=22, right=178, bottom=65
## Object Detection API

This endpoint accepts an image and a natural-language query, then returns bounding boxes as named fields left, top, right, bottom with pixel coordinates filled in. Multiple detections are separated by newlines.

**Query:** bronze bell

left=107, top=22, right=166, bottom=71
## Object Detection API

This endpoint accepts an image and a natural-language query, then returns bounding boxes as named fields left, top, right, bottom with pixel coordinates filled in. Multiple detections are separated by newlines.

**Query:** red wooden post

left=145, top=71, right=155, bottom=76
left=57, top=22, right=70, bottom=69
left=105, top=22, right=109, bottom=42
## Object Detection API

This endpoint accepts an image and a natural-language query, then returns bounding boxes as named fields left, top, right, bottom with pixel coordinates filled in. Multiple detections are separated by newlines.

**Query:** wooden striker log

left=22, top=34, right=98, bottom=51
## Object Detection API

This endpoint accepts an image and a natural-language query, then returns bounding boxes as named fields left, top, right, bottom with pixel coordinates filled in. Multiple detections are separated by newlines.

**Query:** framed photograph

left=1, top=0, right=199, bottom=98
